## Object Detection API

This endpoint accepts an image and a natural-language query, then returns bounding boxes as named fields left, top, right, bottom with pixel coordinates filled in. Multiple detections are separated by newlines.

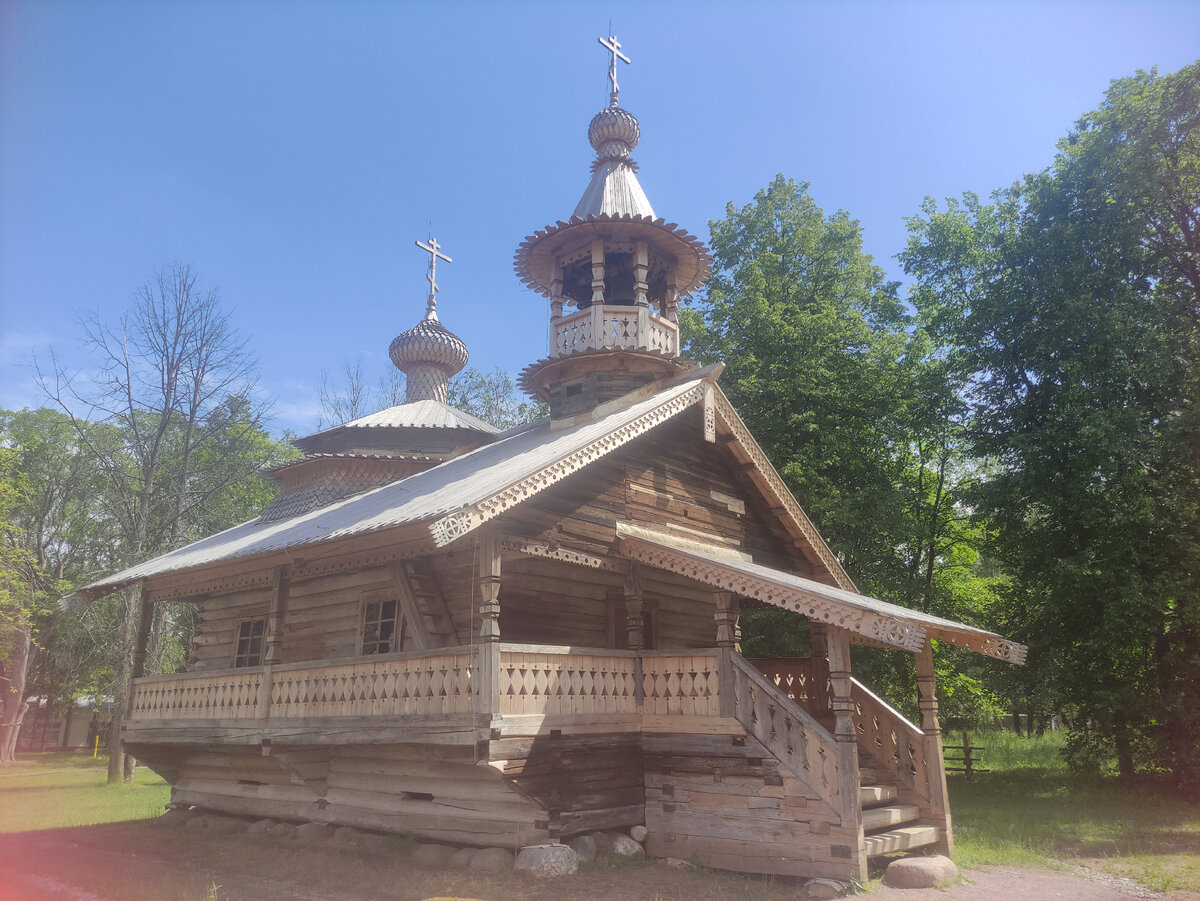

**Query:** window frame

left=360, top=598, right=402, bottom=656
left=233, top=618, right=266, bottom=668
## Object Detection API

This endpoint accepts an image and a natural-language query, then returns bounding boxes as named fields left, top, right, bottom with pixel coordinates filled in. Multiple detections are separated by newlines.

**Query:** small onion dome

left=388, top=311, right=469, bottom=403
left=389, top=313, right=468, bottom=373
left=588, top=106, right=640, bottom=162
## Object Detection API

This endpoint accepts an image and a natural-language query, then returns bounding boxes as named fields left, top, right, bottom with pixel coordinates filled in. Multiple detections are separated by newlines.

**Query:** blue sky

left=3, top=2, right=1197, bottom=435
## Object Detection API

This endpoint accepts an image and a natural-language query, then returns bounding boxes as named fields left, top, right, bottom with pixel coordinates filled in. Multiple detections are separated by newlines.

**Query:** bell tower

left=515, top=35, right=711, bottom=421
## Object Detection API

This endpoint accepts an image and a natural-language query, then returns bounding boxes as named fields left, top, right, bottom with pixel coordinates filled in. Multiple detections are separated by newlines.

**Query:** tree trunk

left=106, top=584, right=141, bottom=784
left=0, top=626, right=33, bottom=764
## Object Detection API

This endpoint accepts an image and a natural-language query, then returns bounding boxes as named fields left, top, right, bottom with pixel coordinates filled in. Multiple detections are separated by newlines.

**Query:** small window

left=234, top=619, right=265, bottom=667
left=362, top=600, right=401, bottom=655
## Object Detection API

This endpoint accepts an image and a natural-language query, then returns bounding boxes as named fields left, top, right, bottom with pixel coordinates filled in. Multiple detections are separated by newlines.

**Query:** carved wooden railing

left=499, top=644, right=639, bottom=716
left=641, top=650, right=721, bottom=716
left=130, top=668, right=264, bottom=720
left=728, top=654, right=842, bottom=814
left=551, top=305, right=679, bottom=358
left=268, top=650, right=474, bottom=718
left=849, top=676, right=929, bottom=800
left=747, top=657, right=821, bottom=709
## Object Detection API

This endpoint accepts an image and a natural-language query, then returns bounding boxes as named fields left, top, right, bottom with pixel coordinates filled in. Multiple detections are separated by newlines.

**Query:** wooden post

left=259, top=566, right=289, bottom=719
left=826, top=626, right=866, bottom=880
left=476, top=528, right=502, bottom=720
left=714, top=591, right=736, bottom=717
left=590, top=239, right=606, bottom=307
left=809, top=622, right=832, bottom=718
left=916, top=641, right=954, bottom=856
left=624, top=560, right=645, bottom=652
left=633, top=240, right=649, bottom=308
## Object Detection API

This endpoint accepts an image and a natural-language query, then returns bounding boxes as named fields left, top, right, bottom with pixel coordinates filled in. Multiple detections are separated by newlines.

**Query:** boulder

left=449, top=847, right=477, bottom=867
left=665, top=858, right=693, bottom=869
left=803, top=877, right=848, bottom=899
left=567, top=834, right=597, bottom=863
left=629, top=824, right=648, bottom=843
left=332, top=826, right=363, bottom=847
left=358, top=833, right=393, bottom=853
left=204, top=815, right=246, bottom=835
left=469, top=847, right=514, bottom=874
left=184, top=814, right=210, bottom=830
left=269, top=822, right=297, bottom=838
left=608, top=833, right=645, bottom=858
left=514, top=843, right=578, bottom=878
left=295, top=822, right=333, bottom=844
left=158, top=808, right=193, bottom=826
left=589, top=831, right=615, bottom=858
left=411, top=842, right=458, bottom=867
left=246, top=818, right=276, bottom=835
left=884, top=855, right=958, bottom=889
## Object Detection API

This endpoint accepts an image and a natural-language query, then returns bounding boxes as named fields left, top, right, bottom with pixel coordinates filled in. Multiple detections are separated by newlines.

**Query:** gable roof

left=68, top=369, right=713, bottom=603
left=617, top=524, right=1026, bottom=663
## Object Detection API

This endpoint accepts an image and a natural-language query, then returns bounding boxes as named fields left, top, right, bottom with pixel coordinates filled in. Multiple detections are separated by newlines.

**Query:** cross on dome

left=598, top=34, right=630, bottom=107
left=415, top=237, right=452, bottom=319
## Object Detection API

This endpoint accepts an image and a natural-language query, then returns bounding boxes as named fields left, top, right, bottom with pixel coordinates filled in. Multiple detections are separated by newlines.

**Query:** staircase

left=858, top=753, right=940, bottom=857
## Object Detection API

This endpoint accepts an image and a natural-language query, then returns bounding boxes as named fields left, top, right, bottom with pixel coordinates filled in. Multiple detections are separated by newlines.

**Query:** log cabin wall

left=282, top=566, right=396, bottom=661
left=190, top=587, right=273, bottom=671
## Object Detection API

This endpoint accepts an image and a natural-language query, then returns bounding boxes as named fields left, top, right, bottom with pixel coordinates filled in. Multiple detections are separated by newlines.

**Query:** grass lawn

left=948, top=730, right=1200, bottom=892
left=0, top=751, right=169, bottom=832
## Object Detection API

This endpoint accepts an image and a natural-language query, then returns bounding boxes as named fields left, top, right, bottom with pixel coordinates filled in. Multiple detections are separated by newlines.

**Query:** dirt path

left=0, top=820, right=1196, bottom=901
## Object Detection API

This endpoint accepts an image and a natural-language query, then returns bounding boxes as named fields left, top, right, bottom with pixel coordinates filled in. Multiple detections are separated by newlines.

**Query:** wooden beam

left=476, top=527, right=502, bottom=719
left=391, top=565, right=432, bottom=651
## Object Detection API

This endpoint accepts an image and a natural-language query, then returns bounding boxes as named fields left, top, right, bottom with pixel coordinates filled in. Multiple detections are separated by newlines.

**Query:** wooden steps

left=858, top=784, right=896, bottom=805
left=859, top=752, right=939, bottom=857
left=863, top=825, right=940, bottom=856
left=862, top=803, right=920, bottom=831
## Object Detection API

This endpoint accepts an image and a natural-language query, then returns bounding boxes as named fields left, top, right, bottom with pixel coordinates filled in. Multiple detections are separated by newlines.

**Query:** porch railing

left=550, top=305, right=679, bottom=358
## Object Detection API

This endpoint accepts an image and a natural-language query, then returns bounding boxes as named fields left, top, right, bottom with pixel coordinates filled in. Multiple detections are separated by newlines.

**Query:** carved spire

left=389, top=237, right=468, bottom=403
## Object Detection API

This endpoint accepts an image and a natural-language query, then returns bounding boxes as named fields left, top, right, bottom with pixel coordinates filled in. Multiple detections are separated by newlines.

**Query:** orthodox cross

left=415, top=237, right=452, bottom=316
left=598, top=34, right=630, bottom=107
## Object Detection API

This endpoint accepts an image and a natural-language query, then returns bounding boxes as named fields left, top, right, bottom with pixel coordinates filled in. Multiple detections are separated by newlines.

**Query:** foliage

left=447, top=367, right=547, bottom=430
left=901, top=62, right=1200, bottom=788
left=683, top=175, right=1001, bottom=715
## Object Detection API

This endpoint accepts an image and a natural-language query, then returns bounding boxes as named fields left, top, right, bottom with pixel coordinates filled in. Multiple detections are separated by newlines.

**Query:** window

left=234, top=619, right=265, bottom=667
left=362, top=600, right=401, bottom=655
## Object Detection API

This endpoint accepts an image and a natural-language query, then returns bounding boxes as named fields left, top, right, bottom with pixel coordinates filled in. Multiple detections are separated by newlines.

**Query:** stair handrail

left=848, top=675, right=930, bottom=801
left=728, top=652, right=842, bottom=816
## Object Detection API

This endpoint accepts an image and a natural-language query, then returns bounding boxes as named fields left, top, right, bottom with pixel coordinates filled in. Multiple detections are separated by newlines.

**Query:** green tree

left=902, top=63, right=1200, bottom=788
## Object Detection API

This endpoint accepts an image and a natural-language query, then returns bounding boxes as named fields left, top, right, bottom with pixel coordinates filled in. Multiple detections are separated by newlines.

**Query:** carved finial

left=414, top=237, right=452, bottom=320
left=598, top=34, right=630, bottom=107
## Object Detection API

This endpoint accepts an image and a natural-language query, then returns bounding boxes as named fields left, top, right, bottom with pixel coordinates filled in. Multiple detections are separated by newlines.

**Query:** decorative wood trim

left=712, top=392, right=856, bottom=592
left=618, top=535, right=925, bottom=652
left=500, top=535, right=624, bottom=572
left=429, top=381, right=707, bottom=547
left=145, top=569, right=277, bottom=603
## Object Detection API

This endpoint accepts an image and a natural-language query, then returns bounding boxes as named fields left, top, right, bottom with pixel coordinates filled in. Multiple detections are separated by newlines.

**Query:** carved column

left=714, top=591, right=737, bottom=717
left=633, top=241, right=649, bottom=307
left=809, top=621, right=832, bottom=720
left=476, top=528, right=502, bottom=720
left=260, top=566, right=288, bottom=718
left=915, top=641, right=954, bottom=856
left=589, top=239, right=606, bottom=307
left=624, top=560, right=644, bottom=651
left=826, top=625, right=866, bottom=876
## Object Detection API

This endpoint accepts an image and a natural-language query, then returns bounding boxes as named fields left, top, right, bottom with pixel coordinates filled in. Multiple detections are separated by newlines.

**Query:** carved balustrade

left=640, top=650, right=721, bottom=716
left=499, top=644, right=639, bottom=716
left=130, top=668, right=265, bottom=720
left=728, top=654, right=842, bottom=815
left=849, top=676, right=930, bottom=801
left=551, top=305, right=679, bottom=358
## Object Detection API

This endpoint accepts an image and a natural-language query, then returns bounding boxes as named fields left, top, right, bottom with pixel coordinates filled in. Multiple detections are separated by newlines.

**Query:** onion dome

left=388, top=237, right=469, bottom=404
left=588, top=105, right=640, bottom=163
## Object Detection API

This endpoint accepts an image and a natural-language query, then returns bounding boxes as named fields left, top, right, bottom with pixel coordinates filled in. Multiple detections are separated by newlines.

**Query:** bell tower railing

left=551, top=304, right=679, bottom=358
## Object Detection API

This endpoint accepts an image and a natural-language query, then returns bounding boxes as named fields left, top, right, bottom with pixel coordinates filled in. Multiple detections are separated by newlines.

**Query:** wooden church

left=74, top=37, right=1026, bottom=881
